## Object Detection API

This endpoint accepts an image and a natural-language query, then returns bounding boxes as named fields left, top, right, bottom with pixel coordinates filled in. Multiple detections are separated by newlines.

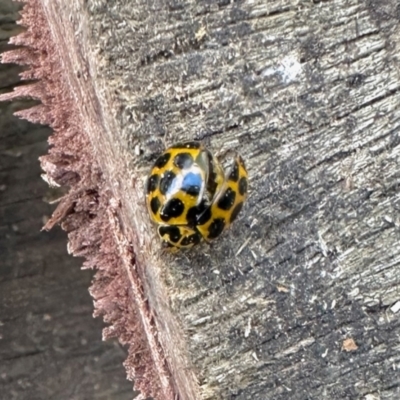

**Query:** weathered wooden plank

left=82, top=0, right=400, bottom=398
left=2, top=0, right=400, bottom=399
left=0, top=2, right=132, bottom=399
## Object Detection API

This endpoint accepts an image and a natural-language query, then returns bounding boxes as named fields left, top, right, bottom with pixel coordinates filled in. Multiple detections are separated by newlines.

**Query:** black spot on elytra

left=155, top=152, right=171, bottom=169
left=206, top=151, right=218, bottom=198
left=158, top=226, right=181, bottom=243
left=173, top=141, right=201, bottom=149
left=197, top=206, right=212, bottom=225
left=146, top=174, right=159, bottom=193
left=238, top=177, right=248, bottom=196
left=181, top=172, right=202, bottom=197
left=150, top=197, right=161, bottom=214
left=186, top=201, right=209, bottom=226
left=159, top=171, right=176, bottom=195
left=160, top=198, right=185, bottom=221
left=180, top=232, right=201, bottom=247
left=217, top=187, right=236, bottom=211
left=207, top=218, right=225, bottom=239
left=229, top=162, right=239, bottom=182
left=174, top=152, right=194, bottom=169
left=230, top=202, right=243, bottom=223
left=182, top=184, right=200, bottom=196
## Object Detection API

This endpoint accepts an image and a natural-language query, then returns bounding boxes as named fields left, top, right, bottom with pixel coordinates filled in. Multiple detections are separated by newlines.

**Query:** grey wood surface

left=2, top=0, right=400, bottom=399
left=85, top=1, right=400, bottom=399
left=0, top=2, right=133, bottom=399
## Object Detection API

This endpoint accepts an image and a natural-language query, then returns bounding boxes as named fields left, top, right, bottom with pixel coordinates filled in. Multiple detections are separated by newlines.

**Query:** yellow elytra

left=145, top=141, right=248, bottom=248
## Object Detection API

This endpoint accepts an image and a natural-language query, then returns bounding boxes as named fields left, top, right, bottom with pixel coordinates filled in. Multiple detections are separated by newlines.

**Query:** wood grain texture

left=4, top=0, right=400, bottom=399
left=85, top=1, right=400, bottom=398
left=0, top=2, right=132, bottom=399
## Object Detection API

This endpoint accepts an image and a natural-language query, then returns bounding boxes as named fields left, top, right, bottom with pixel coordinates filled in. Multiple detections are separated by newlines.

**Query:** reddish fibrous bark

left=0, top=1, right=168, bottom=399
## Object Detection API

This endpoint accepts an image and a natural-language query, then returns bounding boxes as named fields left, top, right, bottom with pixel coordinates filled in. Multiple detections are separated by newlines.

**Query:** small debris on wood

left=390, top=301, right=400, bottom=314
left=342, top=338, right=358, bottom=352
left=276, top=284, right=289, bottom=293
left=235, top=236, right=251, bottom=256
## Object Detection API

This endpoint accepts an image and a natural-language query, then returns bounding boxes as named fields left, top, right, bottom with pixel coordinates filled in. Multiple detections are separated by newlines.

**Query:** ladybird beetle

left=145, top=141, right=248, bottom=248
